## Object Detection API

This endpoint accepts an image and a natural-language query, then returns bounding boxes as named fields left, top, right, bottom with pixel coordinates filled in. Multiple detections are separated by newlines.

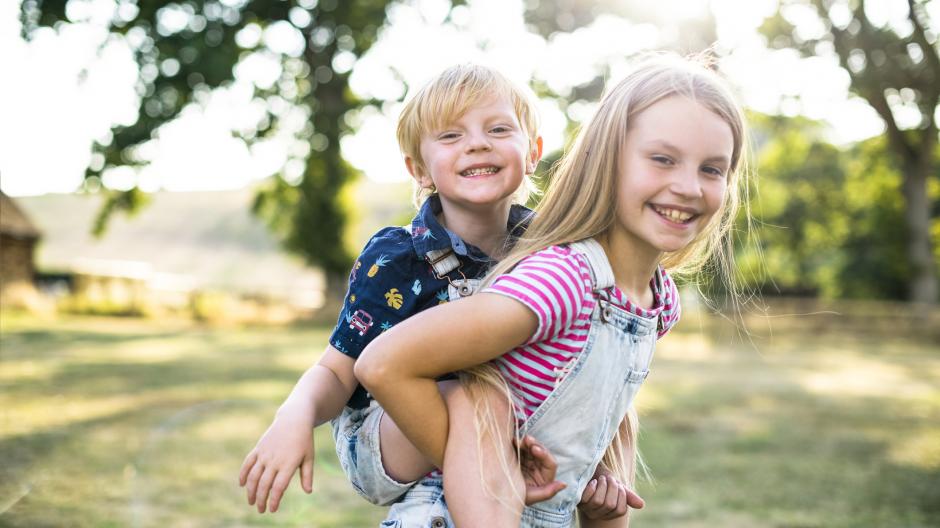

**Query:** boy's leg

left=442, top=381, right=525, bottom=526
left=338, top=381, right=457, bottom=505
left=332, top=404, right=421, bottom=505
left=377, top=408, right=437, bottom=482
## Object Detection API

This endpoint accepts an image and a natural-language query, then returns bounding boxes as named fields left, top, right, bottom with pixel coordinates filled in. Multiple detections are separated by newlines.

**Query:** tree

left=740, top=114, right=851, bottom=297
left=760, top=0, right=939, bottom=303
left=19, top=0, right=392, bottom=287
left=743, top=113, right=921, bottom=300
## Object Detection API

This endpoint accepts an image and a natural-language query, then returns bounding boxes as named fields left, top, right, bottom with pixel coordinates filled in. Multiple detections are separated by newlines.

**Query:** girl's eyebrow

left=643, top=139, right=730, bottom=164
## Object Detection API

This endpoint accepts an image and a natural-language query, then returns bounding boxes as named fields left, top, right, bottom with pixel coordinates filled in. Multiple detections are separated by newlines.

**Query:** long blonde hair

left=463, top=52, right=752, bottom=502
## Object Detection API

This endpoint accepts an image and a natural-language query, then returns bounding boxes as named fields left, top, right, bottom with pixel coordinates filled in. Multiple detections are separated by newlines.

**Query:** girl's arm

left=355, top=292, right=537, bottom=468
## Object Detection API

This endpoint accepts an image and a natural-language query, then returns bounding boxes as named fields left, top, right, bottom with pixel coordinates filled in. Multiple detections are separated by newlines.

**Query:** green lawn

left=1, top=310, right=938, bottom=527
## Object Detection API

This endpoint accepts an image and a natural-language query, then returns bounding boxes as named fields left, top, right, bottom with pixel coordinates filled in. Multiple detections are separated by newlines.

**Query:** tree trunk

left=902, top=156, right=938, bottom=304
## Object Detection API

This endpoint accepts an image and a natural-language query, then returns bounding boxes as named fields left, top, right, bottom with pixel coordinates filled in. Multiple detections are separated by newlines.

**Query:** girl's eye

left=701, top=165, right=725, bottom=178
left=490, top=125, right=511, bottom=134
left=651, top=155, right=673, bottom=165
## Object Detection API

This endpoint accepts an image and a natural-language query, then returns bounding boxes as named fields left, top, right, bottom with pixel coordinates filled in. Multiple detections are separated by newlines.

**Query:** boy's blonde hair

left=464, top=52, right=753, bottom=502
left=396, top=64, right=541, bottom=207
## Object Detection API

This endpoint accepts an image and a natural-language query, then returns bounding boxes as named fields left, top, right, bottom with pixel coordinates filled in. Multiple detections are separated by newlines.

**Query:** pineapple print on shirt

left=368, top=255, right=389, bottom=277
left=436, top=289, right=449, bottom=305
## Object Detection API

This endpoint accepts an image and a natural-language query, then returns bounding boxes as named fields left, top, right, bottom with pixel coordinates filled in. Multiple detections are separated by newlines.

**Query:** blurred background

left=1, top=0, right=938, bottom=526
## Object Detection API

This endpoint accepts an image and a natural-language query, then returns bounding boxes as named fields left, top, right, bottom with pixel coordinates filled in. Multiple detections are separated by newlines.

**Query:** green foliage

left=20, top=0, right=393, bottom=277
left=759, top=0, right=939, bottom=302
left=744, top=113, right=940, bottom=300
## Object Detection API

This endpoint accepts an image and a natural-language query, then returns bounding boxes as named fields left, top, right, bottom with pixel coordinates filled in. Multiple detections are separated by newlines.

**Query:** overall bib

left=383, top=238, right=659, bottom=527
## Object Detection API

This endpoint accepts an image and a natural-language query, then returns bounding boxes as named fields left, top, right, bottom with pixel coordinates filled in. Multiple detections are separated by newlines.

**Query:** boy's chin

left=440, top=191, right=517, bottom=208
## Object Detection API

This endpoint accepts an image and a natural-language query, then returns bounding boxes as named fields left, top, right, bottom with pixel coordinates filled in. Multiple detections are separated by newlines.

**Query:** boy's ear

left=526, top=136, right=544, bottom=174
left=405, top=156, right=433, bottom=188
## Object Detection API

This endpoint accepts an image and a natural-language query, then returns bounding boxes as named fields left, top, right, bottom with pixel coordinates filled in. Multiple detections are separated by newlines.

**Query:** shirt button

left=430, top=517, right=446, bottom=528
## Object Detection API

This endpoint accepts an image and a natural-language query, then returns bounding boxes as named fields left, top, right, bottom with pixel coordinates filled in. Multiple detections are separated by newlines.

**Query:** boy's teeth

left=461, top=166, right=499, bottom=177
left=653, top=206, right=693, bottom=222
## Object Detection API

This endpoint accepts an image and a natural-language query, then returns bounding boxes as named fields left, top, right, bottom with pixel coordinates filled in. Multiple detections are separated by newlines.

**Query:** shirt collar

left=410, top=194, right=534, bottom=263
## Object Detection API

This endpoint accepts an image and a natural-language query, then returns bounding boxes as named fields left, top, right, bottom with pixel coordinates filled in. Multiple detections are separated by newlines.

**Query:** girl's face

left=613, top=95, right=733, bottom=258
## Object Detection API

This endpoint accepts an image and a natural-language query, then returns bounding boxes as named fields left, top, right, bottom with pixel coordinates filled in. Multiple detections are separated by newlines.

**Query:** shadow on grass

left=637, top=340, right=940, bottom=528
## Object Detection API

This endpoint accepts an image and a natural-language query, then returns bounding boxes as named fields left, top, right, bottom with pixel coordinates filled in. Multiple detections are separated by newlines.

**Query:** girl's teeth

left=462, top=167, right=498, bottom=176
left=654, top=206, right=693, bottom=222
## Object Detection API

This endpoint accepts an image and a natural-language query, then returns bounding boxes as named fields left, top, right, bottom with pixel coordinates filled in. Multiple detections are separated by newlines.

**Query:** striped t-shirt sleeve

left=484, top=247, right=591, bottom=345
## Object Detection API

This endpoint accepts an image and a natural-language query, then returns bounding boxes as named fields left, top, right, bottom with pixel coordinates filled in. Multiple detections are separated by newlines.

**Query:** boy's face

left=406, top=95, right=541, bottom=212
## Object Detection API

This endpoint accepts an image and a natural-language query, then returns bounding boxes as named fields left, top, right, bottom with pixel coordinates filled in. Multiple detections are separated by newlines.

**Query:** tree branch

left=907, top=0, right=940, bottom=80
left=831, top=0, right=915, bottom=160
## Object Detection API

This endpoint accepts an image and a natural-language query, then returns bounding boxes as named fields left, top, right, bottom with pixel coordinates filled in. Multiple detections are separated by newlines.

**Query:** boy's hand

left=578, top=467, right=645, bottom=520
left=238, top=411, right=315, bottom=513
left=516, top=435, right=566, bottom=505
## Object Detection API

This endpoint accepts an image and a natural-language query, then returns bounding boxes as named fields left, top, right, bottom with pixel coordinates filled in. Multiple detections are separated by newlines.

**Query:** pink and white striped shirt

left=484, top=244, right=680, bottom=420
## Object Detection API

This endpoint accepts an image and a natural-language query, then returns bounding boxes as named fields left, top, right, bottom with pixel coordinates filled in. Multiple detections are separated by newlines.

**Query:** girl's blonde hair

left=463, top=52, right=752, bottom=501
left=396, top=63, right=541, bottom=208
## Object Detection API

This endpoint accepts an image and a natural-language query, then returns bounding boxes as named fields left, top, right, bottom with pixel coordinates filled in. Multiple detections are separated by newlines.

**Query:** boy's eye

left=490, top=125, right=512, bottom=134
left=438, top=132, right=460, bottom=140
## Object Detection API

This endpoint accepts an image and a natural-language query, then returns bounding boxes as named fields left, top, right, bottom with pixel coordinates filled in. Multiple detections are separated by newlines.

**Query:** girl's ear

left=405, top=156, right=434, bottom=189
left=526, top=136, right=544, bottom=174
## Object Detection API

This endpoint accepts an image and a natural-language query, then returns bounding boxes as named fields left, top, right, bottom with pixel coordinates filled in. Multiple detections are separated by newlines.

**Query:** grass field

left=1, top=308, right=938, bottom=527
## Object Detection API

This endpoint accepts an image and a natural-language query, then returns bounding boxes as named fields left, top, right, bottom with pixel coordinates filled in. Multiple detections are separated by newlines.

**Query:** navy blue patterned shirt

left=330, top=194, right=532, bottom=409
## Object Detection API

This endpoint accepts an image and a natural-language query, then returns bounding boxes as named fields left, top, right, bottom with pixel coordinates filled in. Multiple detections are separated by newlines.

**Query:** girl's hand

left=578, top=468, right=645, bottom=520
left=238, top=409, right=315, bottom=513
left=517, top=435, right=567, bottom=505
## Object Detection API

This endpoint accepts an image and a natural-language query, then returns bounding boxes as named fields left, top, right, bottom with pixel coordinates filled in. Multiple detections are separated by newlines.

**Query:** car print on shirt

left=348, top=309, right=374, bottom=336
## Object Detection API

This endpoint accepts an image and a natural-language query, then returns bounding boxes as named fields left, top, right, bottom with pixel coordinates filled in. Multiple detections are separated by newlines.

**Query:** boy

left=239, top=64, right=637, bottom=521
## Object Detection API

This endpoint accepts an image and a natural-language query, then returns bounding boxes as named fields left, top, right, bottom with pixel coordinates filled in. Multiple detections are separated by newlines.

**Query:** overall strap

left=402, top=224, right=461, bottom=276
left=568, top=238, right=615, bottom=292
left=425, top=248, right=461, bottom=276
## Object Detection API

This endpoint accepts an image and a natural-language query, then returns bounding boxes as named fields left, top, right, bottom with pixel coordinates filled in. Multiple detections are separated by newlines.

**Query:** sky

left=0, top=0, right=923, bottom=197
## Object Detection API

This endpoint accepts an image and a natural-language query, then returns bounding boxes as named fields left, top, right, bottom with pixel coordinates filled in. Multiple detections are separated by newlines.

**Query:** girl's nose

left=670, top=167, right=704, bottom=198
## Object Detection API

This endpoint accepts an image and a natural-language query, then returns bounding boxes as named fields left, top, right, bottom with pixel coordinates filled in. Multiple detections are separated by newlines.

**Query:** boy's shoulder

left=354, top=225, right=423, bottom=274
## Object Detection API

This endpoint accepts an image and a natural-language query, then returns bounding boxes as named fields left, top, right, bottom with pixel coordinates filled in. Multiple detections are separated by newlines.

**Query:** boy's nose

left=465, top=132, right=492, bottom=152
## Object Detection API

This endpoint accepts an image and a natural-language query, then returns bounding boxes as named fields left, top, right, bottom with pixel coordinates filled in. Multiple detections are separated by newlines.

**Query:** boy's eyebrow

left=643, top=140, right=730, bottom=164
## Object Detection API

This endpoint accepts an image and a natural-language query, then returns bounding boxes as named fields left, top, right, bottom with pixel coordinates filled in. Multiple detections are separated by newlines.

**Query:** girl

left=357, top=53, right=749, bottom=527
left=240, top=63, right=634, bottom=520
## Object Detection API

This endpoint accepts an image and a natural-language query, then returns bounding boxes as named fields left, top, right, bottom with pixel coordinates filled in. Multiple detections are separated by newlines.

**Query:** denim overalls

left=381, top=238, right=658, bottom=527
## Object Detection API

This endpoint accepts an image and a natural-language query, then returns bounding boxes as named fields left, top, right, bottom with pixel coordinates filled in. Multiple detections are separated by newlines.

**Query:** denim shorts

left=382, top=477, right=453, bottom=528
left=331, top=402, right=416, bottom=506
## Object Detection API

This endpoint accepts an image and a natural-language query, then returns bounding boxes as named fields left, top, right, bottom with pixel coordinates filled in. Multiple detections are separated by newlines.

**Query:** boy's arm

left=356, top=292, right=538, bottom=468
left=239, top=346, right=357, bottom=513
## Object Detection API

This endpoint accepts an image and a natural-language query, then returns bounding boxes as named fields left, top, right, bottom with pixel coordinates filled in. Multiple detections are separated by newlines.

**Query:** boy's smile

left=407, top=95, right=538, bottom=212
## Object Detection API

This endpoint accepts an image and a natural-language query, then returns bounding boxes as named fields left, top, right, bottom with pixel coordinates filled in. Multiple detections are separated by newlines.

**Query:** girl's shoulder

left=516, top=244, right=590, bottom=272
